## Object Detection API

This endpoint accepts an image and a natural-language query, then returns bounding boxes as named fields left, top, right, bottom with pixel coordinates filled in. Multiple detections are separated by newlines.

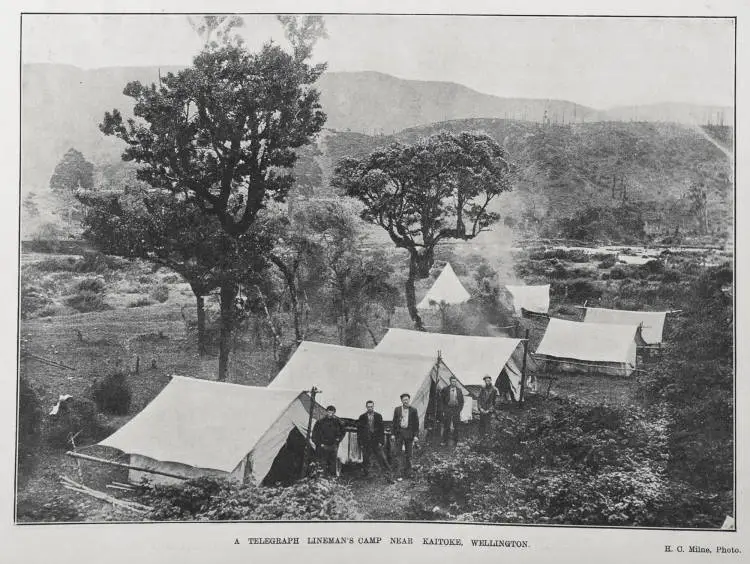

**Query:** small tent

left=417, top=262, right=471, bottom=309
left=269, top=341, right=472, bottom=462
left=375, top=327, right=535, bottom=402
left=505, top=284, right=550, bottom=316
left=534, top=318, right=644, bottom=377
left=582, top=307, right=668, bottom=345
left=98, top=376, right=324, bottom=485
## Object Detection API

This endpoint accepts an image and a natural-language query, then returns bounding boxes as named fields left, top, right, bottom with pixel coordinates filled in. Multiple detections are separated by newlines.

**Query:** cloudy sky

left=22, top=14, right=734, bottom=109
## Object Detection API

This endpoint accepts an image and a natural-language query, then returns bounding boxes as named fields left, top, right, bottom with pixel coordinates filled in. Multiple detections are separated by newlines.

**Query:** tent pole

left=65, top=451, right=189, bottom=481
left=519, top=330, right=529, bottom=408
left=431, top=351, right=442, bottom=441
left=300, top=386, right=319, bottom=479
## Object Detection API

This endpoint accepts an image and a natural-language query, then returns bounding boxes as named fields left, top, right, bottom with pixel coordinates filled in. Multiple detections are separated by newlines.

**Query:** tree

left=99, top=16, right=327, bottom=379
left=50, top=148, right=94, bottom=194
left=23, top=192, right=39, bottom=218
left=78, top=187, right=272, bottom=360
left=332, top=131, right=512, bottom=330
left=687, top=183, right=709, bottom=234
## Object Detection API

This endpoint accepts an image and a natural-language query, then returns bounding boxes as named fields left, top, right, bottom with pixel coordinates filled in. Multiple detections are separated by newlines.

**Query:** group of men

left=310, top=375, right=501, bottom=482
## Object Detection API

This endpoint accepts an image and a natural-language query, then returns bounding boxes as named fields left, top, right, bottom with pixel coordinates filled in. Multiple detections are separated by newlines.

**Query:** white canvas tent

left=534, top=318, right=643, bottom=377
left=582, top=307, right=668, bottom=345
left=505, top=284, right=550, bottom=315
left=269, top=341, right=472, bottom=462
left=375, top=328, right=535, bottom=401
left=417, top=262, right=471, bottom=309
left=98, top=376, right=323, bottom=485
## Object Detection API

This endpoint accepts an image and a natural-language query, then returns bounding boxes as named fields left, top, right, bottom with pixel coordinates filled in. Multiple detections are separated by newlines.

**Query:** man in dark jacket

left=356, top=400, right=393, bottom=482
left=312, top=405, right=346, bottom=476
left=478, top=375, right=499, bottom=436
left=392, top=393, right=420, bottom=479
left=440, top=376, right=464, bottom=445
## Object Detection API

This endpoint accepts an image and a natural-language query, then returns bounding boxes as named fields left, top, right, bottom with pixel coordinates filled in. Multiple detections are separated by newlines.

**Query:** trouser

left=442, top=409, right=461, bottom=442
left=317, top=444, right=338, bottom=476
left=393, top=434, right=414, bottom=476
left=479, top=413, right=493, bottom=436
left=360, top=439, right=391, bottom=476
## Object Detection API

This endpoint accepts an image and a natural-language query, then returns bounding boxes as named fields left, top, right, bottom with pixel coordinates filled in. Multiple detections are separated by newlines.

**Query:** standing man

left=356, top=400, right=394, bottom=483
left=392, top=393, right=419, bottom=479
left=311, top=405, right=346, bottom=477
left=477, top=375, right=499, bottom=437
left=440, top=376, right=464, bottom=445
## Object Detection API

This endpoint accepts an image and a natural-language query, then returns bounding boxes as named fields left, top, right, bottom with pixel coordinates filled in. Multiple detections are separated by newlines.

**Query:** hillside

left=323, top=119, right=734, bottom=242
left=21, top=62, right=732, bottom=210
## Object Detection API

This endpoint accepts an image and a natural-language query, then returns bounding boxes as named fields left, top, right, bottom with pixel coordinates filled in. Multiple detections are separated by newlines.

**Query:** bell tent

left=417, top=262, right=471, bottom=309
left=96, top=376, right=324, bottom=485
left=534, top=318, right=645, bottom=377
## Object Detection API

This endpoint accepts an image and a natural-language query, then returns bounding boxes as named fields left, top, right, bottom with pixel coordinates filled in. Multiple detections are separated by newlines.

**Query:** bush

left=439, top=303, right=490, bottom=336
left=66, top=291, right=111, bottom=313
left=661, top=269, right=680, bottom=284
left=46, top=396, right=105, bottom=449
left=16, top=496, right=83, bottom=523
left=18, top=379, right=43, bottom=483
left=597, top=255, right=617, bottom=269
left=161, top=274, right=182, bottom=284
left=608, top=266, right=628, bottom=280
left=89, top=371, right=132, bottom=415
left=128, top=297, right=154, bottom=308
left=75, top=277, right=105, bottom=293
left=529, top=249, right=589, bottom=263
left=20, top=285, right=52, bottom=319
left=135, top=474, right=359, bottom=521
left=149, top=285, right=170, bottom=303
left=72, top=252, right=127, bottom=273
left=639, top=259, right=665, bottom=275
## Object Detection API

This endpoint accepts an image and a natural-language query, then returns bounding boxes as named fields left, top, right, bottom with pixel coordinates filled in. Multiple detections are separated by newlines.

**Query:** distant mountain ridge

left=21, top=63, right=733, bottom=200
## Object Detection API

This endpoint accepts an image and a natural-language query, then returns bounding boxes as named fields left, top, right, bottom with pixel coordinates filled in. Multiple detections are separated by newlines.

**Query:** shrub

left=639, top=259, right=665, bottom=275
left=75, top=277, right=105, bottom=293
left=16, top=496, right=83, bottom=523
left=34, top=257, right=77, bottom=272
left=46, top=396, right=105, bottom=449
left=529, top=249, right=589, bottom=263
left=66, top=291, right=111, bottom=313
left=20, top=285, right=52, bottom=319
left=136, top=475, right=359, bottom=521
left=18, top=379, right=43, bottom=483
left=609, top=266, right=628, bottom=280
left=89, top=371, right=132, bottom=415
left=161, top=274, right=182, bottom=284
left=661, top=269, right=680, bottom=284
left=128, top=297, right=154, bottom=308
left=149, top=285, right=170, bottom=303
left=597, top=255, right=617, bottom=269
left=72, top=252, right=126, bottom=274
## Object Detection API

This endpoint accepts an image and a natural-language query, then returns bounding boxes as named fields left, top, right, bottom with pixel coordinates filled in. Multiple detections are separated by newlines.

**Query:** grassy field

left=17, top=246, right=666, bottom=522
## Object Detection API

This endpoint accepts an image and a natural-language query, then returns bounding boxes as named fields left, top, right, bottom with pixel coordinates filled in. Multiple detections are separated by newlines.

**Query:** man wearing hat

left=478, top=375, right=500, bottom=436
left=392, top=393, right=420, bottom=479
left=312, top=405, right=346, bottom=476
left=440, top=375, right=464, bottom=445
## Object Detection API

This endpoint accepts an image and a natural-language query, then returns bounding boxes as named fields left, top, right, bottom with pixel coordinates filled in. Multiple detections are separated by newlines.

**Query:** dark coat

left=392, top=405, right=419, bottom=438
left=478, top=385, right=499, bottom=412
left=312, top=415, right=346, bottom=447
left=356, top=411, right=385, bottom=445
left=440, top=384, right=465, bottom=414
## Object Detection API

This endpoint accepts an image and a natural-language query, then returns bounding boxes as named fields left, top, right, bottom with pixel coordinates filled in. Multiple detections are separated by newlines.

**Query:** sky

left=21, top=14, right=735, bottom=109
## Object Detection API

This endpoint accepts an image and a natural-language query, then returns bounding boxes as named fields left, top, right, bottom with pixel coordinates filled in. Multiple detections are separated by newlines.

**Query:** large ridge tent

left=582, top=307, right=668, bottom=345
left=534, top=318, right=644, bottom=377
left=97, top=376, right=324, bottom=485
left=505, top=284, right=550, bottom=316
left=269, top=341, right=472, bottom=463
left=417, top=262, right=471, bottom=309
left=374, top=327, right=536, bottom=402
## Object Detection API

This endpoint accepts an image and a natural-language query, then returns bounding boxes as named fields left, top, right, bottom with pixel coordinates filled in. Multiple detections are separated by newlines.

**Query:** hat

left=326, top=405, right=336, bottom=412
left=400, top=393, right=410, bottom=400
left=483, top=375, right=493, bottom=382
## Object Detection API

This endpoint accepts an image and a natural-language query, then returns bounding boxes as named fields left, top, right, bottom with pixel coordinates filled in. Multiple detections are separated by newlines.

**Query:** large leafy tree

left=78, top=187, right=272, bottom=360
left=332, top=131, right=513, bottom=329
left=99, top=16, right=327, bottom=379
left=50, top=148, right=94, bottom=194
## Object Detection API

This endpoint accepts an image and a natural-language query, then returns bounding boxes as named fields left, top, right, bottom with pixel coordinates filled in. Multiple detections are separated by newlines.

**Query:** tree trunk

left=196, top=294, right=207, bottom=357
left=218, top=282, right=236, bottom=381
left=405, top=255, right=425, bottom=331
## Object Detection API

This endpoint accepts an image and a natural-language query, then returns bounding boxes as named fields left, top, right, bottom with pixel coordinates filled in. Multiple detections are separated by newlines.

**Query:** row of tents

left=78, top=264, right=672, bottom=488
